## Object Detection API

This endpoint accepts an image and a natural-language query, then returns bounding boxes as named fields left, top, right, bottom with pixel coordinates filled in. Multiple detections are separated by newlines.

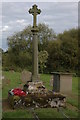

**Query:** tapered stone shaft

left=32, top=32, right=38, bottom=81
left=29, top=4, right=41, bottom=81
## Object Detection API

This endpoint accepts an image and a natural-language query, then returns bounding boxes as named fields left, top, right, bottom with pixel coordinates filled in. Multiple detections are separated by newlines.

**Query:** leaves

left=2, top=24, right=78, bottom=73
left=38, top=50, right=48, bottom=73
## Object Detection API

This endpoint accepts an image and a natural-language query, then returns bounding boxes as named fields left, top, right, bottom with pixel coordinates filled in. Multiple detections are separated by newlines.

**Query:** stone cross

left=29, top=4, right=41, bottom=81
left=29, top=4, right=41, bottom=28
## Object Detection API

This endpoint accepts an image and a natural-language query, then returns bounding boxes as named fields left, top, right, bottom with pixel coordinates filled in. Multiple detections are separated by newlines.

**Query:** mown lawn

left=2, top=71, right=79, bottom=119
left=2, top=71, right=21, bottom=98
left=2, top=109, right=33, bottom=118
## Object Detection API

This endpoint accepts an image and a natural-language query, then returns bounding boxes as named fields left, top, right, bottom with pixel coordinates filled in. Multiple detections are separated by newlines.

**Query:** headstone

left=51, top=72, right=72, bottom=93
left=21, top=70, right=32, bottom=84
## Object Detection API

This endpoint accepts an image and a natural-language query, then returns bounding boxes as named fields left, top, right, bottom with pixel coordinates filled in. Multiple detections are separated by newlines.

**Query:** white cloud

left=15, top=19, right=30, bottom=27
left=16, top=19, right=25, bottom=23
left=2, top=2, right=78, bottom=50
left=2, top=25, right=9, bottom=32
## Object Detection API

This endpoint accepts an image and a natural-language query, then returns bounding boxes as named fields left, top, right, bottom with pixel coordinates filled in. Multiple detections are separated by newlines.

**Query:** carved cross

left=29, top=4, right=41, bottom=28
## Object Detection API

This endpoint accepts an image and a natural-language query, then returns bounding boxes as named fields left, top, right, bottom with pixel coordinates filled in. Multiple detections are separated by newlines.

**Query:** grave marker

left=21, top=70, right=32, bottom=83
left=51, top=72, right=72, bottom=93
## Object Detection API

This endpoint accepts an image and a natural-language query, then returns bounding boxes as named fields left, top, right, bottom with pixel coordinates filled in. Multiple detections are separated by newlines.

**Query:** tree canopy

left=2, top=24, right=78, bottom=74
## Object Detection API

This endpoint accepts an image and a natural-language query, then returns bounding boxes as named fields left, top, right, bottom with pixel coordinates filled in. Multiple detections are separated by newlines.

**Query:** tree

left=7, top=23, right=56, bottom=53
left=38, top=50, right=48, bottom=73
left=5, top=23, right=55, bottom=72
left=46, top=28, right=78, bottom=73
left=58, top=28, right=78, bottom=72
left=47, top=40, right=61, bottom=72
left=38, top=23, right=56, bottom=51
left=3, top=24, right=78, bottom=73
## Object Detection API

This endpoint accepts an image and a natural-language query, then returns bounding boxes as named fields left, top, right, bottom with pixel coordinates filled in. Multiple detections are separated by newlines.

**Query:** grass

left=2, top=71, right=79, bottom=118
left=35, top=108, right=78, bottom=119
left=63, top=107, right=78, bottom=118
left=67, top=97, right=78, bottom=108
left=40, top=74, right=52, bottom=90
left=66, top=76, right=78, bottom=108
left=2, top=71, right=21, bottom=98
left=72, top=77, right=78, bottom=95
left=35, top=108, right=64, bottom=118
left=3, top=109, right=33, bottom=118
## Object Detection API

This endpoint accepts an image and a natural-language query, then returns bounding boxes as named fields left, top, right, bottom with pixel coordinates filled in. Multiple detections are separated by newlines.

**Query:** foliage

left=2, top=24, right=78, bottom=73
left=46, top=28, right=78, bottom=73
left=38, top=23, right=56, bottom=51
left=47, top=40, right=61, bottom=72
left=38, top=50, right=48, bottom=73
left=2, top=23, right=55, bottom=72
left=58, top=29, right=78, bottom=72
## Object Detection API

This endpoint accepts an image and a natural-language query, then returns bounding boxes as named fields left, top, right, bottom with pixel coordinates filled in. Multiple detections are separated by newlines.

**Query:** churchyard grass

left=2, top=71, right=79, bottom=118
left=2, top=109, right=33, bottom=118
left=40, top=74, right=52, bottom=90
left=66, top=76, right=79, bottom=108
left=2, top=71, right=21, bottom=98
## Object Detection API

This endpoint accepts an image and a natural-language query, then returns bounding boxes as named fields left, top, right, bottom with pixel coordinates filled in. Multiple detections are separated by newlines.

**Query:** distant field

left=2, top=71, right=79, bottom=119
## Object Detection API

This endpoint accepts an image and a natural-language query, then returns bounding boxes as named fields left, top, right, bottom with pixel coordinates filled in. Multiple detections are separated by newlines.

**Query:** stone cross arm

left=29, top=4, right=41, bottom=28
left=29, top=4, right=41, bottom=15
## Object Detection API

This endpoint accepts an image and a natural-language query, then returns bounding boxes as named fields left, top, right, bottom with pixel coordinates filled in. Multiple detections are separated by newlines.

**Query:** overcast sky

left=1, top=2, right=78, bottom=51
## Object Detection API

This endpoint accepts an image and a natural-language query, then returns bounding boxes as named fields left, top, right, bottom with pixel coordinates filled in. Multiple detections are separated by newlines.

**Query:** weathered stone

left=29, top=5, right=41, bottom=82
left=52, top=72, right=72, bottom=93
left=21, top=70, right=32, bottom=84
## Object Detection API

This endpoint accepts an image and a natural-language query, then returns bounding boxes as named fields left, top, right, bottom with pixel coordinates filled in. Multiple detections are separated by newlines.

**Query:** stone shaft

left=29, top=4, right=41, bottom=81
left=32, top=32, right=38, bottom=81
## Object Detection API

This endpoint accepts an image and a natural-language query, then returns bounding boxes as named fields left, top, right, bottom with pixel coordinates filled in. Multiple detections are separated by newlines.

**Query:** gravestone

left=51, top=72, right=72, bottom=93
left=21, top=70, right=32, bottom=84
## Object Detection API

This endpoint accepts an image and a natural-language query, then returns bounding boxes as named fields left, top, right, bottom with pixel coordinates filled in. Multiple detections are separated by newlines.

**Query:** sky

left=1, top=2, right=78, bottom=51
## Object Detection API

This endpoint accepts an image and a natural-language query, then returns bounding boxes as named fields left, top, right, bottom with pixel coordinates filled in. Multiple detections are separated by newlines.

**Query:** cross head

left=29, top=4, right=41, bottom=27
